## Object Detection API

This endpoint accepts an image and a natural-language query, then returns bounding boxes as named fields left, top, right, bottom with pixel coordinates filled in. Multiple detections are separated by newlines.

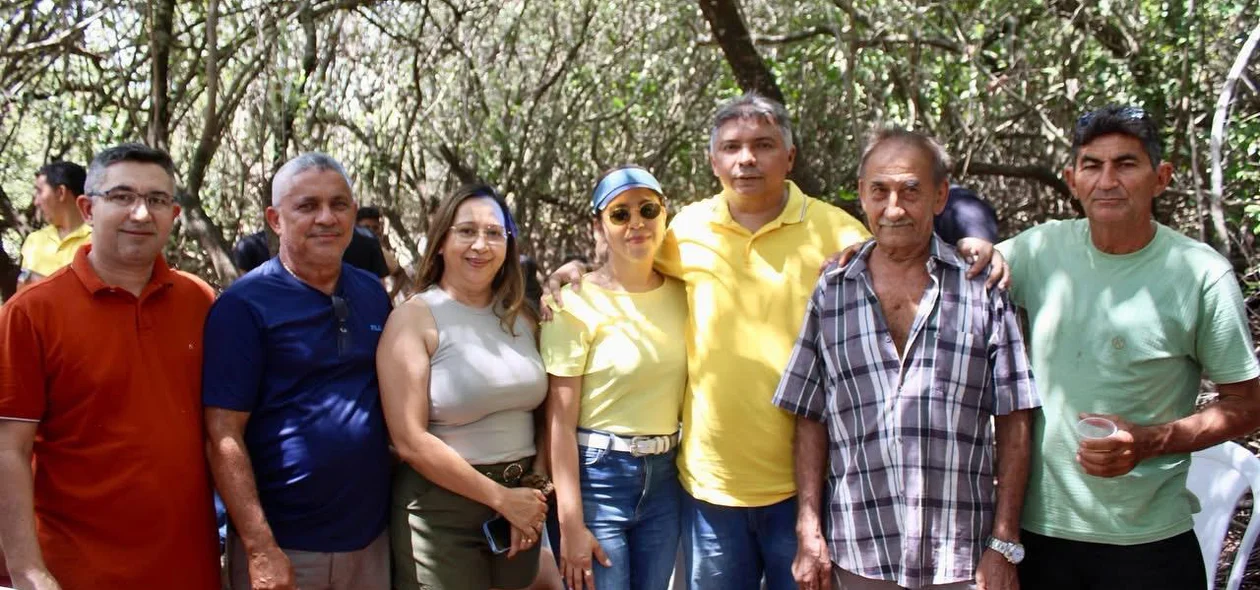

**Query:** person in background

left=521, top=255, right=544, bottom=314
left=0, top=143, right=220, bottom=590
left=17, top=161, right=91, bottom=291
left=542, top=166, right=688, bottom=590
left=377, top=184, right=550, bottom=590
left=935, top=185, right=999, bottom=245
left=357, top=206, right=411, bottom=298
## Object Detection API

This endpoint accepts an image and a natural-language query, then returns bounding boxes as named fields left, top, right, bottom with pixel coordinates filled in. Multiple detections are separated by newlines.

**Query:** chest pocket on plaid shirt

left=933, top=328, right=993, bottom=412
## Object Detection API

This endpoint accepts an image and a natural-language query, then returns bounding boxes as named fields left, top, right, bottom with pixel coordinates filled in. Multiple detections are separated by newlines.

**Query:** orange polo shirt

left=0, top=246, right=219, bottom=590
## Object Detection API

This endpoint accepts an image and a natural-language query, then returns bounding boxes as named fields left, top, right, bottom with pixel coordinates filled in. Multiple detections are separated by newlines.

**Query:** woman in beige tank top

left=376, top=184, right=560, bottom=590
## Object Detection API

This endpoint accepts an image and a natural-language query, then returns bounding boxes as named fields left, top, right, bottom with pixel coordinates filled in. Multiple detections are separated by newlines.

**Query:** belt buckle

left=629, top=436, right=655, bottom=457
left=502, top=462, right=524, bottom=483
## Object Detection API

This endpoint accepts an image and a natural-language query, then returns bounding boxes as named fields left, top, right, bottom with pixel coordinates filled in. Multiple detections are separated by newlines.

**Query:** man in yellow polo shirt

left=18, top=162, right=91, bottom=290
left=548, top=94, right=1004, bottom=590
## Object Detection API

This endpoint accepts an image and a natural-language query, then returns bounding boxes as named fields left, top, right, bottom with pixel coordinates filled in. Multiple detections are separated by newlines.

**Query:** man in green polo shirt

left=998, top=104, right=1260, bottom=590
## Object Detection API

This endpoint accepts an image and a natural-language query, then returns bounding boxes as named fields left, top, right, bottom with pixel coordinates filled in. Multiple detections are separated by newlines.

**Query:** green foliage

left=0, top=0, right=1256, bottom=297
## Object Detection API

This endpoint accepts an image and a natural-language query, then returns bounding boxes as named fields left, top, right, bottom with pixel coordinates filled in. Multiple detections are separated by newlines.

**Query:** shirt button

left=884, top=336, right=892, bottom=343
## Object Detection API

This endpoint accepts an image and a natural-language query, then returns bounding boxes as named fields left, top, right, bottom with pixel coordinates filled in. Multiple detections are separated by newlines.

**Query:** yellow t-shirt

left=20, top=223, right=92, bottom=278
left=657, top=181, right=869, bottom=507
left=540, top=278, right=688, bottom=436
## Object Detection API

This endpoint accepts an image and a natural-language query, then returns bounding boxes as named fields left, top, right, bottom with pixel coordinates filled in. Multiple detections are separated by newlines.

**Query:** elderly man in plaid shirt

left=773, top=128, right=1040, bottom=590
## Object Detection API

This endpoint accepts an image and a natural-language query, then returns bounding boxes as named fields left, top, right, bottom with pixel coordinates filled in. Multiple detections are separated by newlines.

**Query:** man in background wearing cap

left=999, top=104, right=1260, bottom=589
left=204, top=152, right=392, bottom=590
left=548, top=93, right=1007, bottom=590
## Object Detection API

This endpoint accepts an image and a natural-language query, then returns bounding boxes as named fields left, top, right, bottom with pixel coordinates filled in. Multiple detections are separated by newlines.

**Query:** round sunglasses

left=604, top=202, right=663, bottom=226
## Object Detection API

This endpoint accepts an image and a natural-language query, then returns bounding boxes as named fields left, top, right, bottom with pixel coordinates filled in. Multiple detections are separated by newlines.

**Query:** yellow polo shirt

left=658, top=181, right=868, bottom=507
left=20, top=223, right=92, bottom=278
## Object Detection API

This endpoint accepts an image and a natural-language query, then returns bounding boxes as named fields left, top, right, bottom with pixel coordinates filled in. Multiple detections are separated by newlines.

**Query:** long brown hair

left=416, top=183, right=533, bottom=335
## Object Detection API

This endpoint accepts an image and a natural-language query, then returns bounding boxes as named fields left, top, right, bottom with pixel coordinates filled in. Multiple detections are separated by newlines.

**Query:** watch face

left=1010, top=545, right=1025, bottom=564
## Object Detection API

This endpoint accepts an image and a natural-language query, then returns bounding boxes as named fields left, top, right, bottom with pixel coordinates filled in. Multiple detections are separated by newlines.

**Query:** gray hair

left=84, top=143, right=176, bottom=195
left=707, top=92, right=795, bottom=153
left=271, top=152, right=353, bottom=206
left=857, top=127, right=952, bottom=185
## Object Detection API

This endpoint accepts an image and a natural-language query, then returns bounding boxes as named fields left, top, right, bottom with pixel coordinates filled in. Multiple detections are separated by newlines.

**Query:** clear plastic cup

left=1075, top=417, right=1118, bottom=440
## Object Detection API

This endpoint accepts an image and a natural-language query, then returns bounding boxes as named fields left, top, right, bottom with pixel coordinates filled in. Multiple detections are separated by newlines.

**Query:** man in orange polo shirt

left=0, top=143, right=220, bottom=590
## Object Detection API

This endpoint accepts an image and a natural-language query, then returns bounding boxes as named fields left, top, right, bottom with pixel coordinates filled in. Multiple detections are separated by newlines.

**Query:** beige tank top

left=419, top=287, right=546, bottom=464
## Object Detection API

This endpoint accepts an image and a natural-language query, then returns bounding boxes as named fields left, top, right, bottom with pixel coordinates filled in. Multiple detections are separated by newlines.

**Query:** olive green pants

left=391, top=458, right=541, bottom=590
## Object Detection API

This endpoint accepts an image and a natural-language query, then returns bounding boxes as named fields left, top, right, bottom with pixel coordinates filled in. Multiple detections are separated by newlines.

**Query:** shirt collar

left=841, top=234, right=968, bottom=280
left=70, top=244, right=177, bottom=297
left=62, top=222, right=92, bottom=242
left=709, top=180, right=808, bottom=230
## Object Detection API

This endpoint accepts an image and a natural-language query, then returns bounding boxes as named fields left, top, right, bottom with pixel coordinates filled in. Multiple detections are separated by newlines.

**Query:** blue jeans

left=682, top=493, right=797, bottom=590
left=578, top=443, right=681, bottom=590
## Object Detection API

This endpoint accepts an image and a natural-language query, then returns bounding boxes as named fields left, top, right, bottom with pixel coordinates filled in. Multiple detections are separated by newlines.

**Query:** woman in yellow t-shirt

left=541, top=166, right=688, bottom=590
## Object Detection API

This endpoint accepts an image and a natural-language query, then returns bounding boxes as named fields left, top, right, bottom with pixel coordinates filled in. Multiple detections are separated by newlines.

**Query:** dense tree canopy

left=1, top=0, right=1257, bottom=314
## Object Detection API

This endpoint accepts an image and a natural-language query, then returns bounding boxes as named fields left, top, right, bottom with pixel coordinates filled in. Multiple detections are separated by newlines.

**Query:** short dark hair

left=1071, top=105, right=1163, bottom=167
left=84, top=143, right=177, bottom=195
left=36, top=161, right=87, bottom=196
left=357, top=206, right=382, bottom=222
left=857, top=127, right=952, bottom=184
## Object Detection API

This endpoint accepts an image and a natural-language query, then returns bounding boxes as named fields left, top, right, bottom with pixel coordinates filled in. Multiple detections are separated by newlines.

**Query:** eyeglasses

left=604, top=202, right=663, bottom=226
left=451, top=224, right=509, bottom=244
left=331, top=294, right=350, bottom=355
left=1076, top=106, right=1148, bottom=129
left=89, top=188, right=177, bottom=210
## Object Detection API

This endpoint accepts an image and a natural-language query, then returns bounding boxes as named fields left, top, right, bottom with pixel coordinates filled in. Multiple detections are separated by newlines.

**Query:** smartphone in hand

left=483, top=515, right=512, bottom=555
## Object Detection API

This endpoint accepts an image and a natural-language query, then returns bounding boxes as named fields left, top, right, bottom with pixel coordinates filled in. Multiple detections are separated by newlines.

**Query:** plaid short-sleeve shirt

left=773, top=237, right=1039, bottom=588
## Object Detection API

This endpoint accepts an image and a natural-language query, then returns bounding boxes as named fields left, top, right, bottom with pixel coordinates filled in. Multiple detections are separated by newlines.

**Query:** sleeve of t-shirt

left=772, top=279, right=830, bottom=422
left=995, top=236, right=1027, bottom=308
left=945, top=197, right=1000, bottom=243
left=232, top=236, right=267, bottom=273
left=368, top=242, right=390, bottom=278
left=655, top=224, right=683, bottom=279
left=0, top=304, right=47, bottom=421
left=18, top=234, right=35, bottom=271
left=988, top=287, right=1041, bottom=416
left=1195, top=270, right=1260, bottom=385
left=539, top=291, right=591, bottom=377
left=202, top=292, right=267, bottom=412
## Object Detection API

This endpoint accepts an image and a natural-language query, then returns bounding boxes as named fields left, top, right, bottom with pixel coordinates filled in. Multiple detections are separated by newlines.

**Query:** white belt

left=577, top=430, right=679, bottom=457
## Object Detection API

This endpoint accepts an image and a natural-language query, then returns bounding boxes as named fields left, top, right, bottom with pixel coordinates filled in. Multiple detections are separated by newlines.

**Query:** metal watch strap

left=986, top=536, right=1024, bottom=564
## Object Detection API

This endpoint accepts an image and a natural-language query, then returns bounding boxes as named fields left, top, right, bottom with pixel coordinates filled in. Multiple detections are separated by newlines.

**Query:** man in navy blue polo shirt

left=204, top=152, right=392, bottom=590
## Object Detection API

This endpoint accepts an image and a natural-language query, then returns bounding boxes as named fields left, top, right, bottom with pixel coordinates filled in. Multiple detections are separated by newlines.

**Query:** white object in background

left=1187, top=441, right=1260, bottom=590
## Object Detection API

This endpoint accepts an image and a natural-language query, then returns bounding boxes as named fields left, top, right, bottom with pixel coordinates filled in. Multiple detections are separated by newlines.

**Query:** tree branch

left=1209, top=20, right=1260, bottom=257
left=956, top=161, right=1072, bottom=200
left=696, top=25, right=964, bottom=53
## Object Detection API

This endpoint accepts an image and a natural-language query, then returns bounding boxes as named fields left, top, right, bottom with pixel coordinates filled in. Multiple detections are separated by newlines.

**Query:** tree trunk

left=147, top=0, right=175, bottom=151
left=180, top=0, right=239, bottom=285
left=0, top=233, right=18, bottom=301
left=1209, top=20, right=1260, bottom=257
left=696, top=0, right=824, bottom=197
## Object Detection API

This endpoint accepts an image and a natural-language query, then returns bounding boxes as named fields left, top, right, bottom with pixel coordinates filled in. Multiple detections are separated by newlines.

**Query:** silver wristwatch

left=986, top=536, right=1025, bottom=564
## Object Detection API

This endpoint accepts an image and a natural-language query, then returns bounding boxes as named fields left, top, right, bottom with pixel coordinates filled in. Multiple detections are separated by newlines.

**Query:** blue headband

left=591, top=168, right=664, bottom=214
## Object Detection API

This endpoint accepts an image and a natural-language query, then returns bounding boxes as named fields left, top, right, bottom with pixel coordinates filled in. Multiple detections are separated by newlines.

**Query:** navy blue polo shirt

left=203, top=258, right=392, bottom=552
